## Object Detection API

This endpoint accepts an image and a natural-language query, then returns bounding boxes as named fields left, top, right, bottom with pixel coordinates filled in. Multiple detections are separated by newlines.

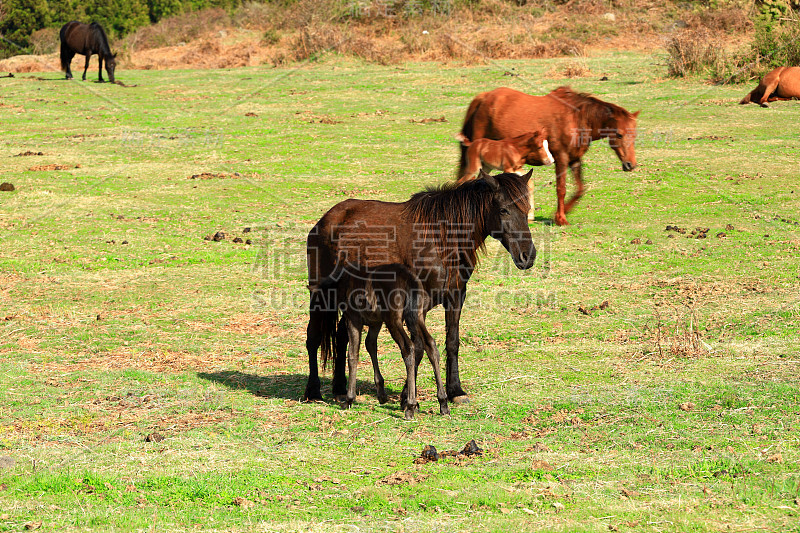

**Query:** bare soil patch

left=27, top=164, right=80, bottom=171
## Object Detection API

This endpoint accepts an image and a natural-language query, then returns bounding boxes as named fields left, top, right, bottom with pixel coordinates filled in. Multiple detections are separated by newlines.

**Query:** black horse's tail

left=59, top=24, right=71, bottom=72
left=313, top=269, right=344, bottom=373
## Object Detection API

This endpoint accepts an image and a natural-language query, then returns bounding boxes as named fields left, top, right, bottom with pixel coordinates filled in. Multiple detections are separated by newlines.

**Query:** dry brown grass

left=545, top=60, right=593, bottom=78
left=666, top=28, right=729, bottom=78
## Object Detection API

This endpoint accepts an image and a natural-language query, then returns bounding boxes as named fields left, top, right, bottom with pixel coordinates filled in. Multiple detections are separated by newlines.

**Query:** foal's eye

left=500, top=208, right=510, bottom=216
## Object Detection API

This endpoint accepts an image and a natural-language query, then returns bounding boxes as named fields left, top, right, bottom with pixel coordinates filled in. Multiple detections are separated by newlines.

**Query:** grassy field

left=1, top=51, right=799, bottom=532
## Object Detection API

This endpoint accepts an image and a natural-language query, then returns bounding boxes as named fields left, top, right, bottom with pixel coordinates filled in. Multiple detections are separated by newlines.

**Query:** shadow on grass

left=197, top=370, right=399, bottom=404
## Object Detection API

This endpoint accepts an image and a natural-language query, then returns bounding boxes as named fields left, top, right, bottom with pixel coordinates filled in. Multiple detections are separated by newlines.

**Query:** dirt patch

left=0, top=183, right=15, bottom=192
left=14, top=151, right=44, bottom=157
left=409, top=116, right=446, bottom=124
left=687, top=135, right=734, bottom=141
left=27, top=164, right=80, bottom=171
left=221, top=313, right=302, bottom=338
left=379, top=472, right=428, bottom=485
left=189, top=172, right=241, bottom=179
left=28, top=347, right=284, bottom=374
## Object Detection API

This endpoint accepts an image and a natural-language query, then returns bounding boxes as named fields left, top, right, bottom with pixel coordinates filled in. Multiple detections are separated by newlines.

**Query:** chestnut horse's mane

left=403, top=174, right=530, bottom=269
left=550, top=86, right=634, bottom=126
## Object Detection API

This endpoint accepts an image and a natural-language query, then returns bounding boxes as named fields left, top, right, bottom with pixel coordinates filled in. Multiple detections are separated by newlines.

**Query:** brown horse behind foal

left=740, top=67, right=800, bottom=107
left=459, top=86, right=639, bottom=225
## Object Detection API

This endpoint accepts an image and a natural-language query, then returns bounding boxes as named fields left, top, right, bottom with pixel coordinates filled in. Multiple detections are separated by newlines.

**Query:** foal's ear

left=480, top=170, right=500, bottom=191
left=632, top=110, right=640, bottom=118
left=113, top=53, right=118, bottom=58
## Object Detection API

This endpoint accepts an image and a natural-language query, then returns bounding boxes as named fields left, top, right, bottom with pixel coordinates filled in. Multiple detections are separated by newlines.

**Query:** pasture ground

left=1, top=52, right=799, bottom=532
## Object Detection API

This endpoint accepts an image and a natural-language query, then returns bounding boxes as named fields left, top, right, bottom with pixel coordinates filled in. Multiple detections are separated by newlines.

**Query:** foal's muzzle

left=622, top=161, right=635, bottom=172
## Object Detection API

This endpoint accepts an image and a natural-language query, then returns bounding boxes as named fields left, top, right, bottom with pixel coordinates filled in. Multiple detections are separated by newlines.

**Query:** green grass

left=1, top=52, right=799, bottom=532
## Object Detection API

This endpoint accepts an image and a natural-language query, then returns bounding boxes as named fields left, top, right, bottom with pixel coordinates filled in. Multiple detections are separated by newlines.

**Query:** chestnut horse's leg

left=82, top=53, right=91, bottom=81
left=758, top=78, right=780, bottom=107
left=444, top=290, right=468, bottom=403
left=364, top=324, right=388, bottom=404
left=564, top=159, right=585, bottom=214
left=553, top=153, right=571, bottom=226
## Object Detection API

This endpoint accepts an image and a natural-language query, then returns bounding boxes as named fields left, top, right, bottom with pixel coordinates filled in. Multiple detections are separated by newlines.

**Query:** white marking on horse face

left=514, top=169, right=526, bottom=175
left=542, top=139, right=554, bottom=165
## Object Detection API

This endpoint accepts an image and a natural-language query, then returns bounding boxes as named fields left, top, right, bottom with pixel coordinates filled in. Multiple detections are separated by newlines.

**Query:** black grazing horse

left=60, top=22, right=117, bottom=83
left=304, top=170, right=537, bottom=404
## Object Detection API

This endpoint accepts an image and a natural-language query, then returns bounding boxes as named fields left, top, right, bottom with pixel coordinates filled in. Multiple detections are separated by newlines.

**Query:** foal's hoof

left=450, top=395, right=470, bottom=405
left=404, top=409, right=416, bottom=420
left=377, top=391, right=389, bottom=405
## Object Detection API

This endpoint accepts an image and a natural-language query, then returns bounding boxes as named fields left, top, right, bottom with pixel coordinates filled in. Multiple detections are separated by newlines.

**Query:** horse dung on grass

left=459, top=86, right=639, bottom=226
left=60, top=21, right=117, bottom=83
left=304, top=171, right=536, bottom=404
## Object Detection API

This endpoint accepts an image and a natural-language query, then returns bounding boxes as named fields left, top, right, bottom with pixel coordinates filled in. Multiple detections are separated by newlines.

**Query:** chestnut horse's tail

left=458, top=92, right=486, bottom=177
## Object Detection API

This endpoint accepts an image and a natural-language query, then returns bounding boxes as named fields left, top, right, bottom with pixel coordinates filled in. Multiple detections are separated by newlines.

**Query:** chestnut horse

left=312, top=263, right=448, bottom=419
left=60, top=22, right=117, bottom=83
left=304, top=171, right=536, bottom=404
left=459, top=86, right=639, bottom=225
left=740, top=67, right=800, bottom=107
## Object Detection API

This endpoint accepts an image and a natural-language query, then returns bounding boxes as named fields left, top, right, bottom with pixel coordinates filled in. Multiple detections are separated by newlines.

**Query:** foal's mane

left=89, top=22, right=113, bottom=56
left=551, top=86, right=633, bottom=126
left=403, top=174, right=530, bottom=269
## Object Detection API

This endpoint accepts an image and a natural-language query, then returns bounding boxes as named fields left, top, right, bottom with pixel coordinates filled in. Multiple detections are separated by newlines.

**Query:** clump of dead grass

left=666, top=29, right=729, bottom=78
left=545, top=60, right=593, bottom=78
left=652, top=304, right=709, bottom=358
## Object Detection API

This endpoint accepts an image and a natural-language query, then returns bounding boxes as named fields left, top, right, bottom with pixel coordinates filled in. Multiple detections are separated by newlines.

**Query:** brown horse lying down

left=459, top=86, right=639, bottom=226
left=740, top=67, right=800, bottom=107
left=313, top=263, right=448, bottom=420
left=455, top=130, right=554, bottom=184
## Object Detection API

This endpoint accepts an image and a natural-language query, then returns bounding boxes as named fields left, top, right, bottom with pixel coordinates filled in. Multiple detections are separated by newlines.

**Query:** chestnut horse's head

left=608, top=110, right=639, bottom=172
left=481, top=170, right=536, bottom=270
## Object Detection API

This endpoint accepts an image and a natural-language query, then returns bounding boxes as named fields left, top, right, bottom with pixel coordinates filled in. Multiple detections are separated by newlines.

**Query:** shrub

left=666, top=29, right=727, bottom=78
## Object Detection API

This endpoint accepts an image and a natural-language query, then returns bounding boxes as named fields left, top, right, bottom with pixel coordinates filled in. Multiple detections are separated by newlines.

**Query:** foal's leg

left=82, top=53, right=91, bottom=81
left=386, top=317, right=416, bottom=419
left=421, top=323, right=449, bottom=416
left=365, top=324, right=388, bottom=404
left=344, top=316, right=362, bottom=410
left=564, top=159, right=585, bottom=214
